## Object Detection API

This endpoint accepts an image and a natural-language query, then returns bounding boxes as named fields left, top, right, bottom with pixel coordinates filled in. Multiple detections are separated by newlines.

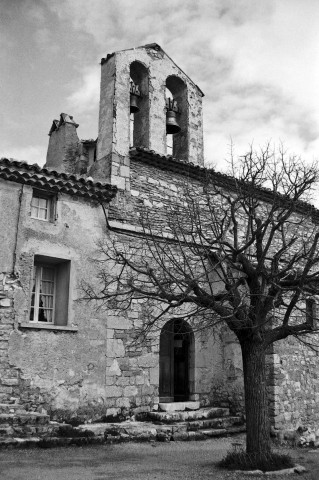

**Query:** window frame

left=28, top=256, right=71, bottom=328
left=306, top=297, right=317, bottom=328
left=30, top=264, right=57, bottom=324
left=30, top=189, right=57, bottom=222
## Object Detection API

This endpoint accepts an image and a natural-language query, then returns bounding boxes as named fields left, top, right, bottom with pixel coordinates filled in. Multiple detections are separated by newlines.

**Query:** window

left=29, top=256, right=70, bottom=326
left=306, top=298, right=316, bottom=328
left=31, top=190, right=56, bottom=221
left=30, top=265, right=55, bottom=322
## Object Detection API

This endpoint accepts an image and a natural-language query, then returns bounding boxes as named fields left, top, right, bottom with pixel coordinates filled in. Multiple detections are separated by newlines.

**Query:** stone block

left=294, top=466, right=307, bottom=474
left=0, top=325, right=12, bottom=330
left=158, top=401, right=201, bottom=413
left=124, top=386, right=138, bottom=397
left=149, top=366, right=159, bottom=385
left=138, top=353, right=157, bottom=368
left=141, top=384, right=154, bottom=396
left=1, top=379, right=18, bottom=386
left=107, top=316, right=131, bottom=330
left=120, top=166, right=130, bottom=178
left=106, top=408, right=121, bottom=418
left=148, top=178, right=158, bottom=185
left=0, top=299, right=10, bottom=308
left=112, top=176, right=125, bottom=190
left=106, top=328, right=114, bottom=339
left=185, top=401, right=201, bottom=411
left=109, top=359, right=122, bottom=376
left=105, top=377, right=115, bottom=386
left=116, top=377, right=130, bottom=387
left=107, top=338, right=125, bottom=358
left=105, top=386, right=123, bottom=398
left=116, top=397, right=130, bottom=408
left=136, top=375, right=145, bottom=385
left=0, top=386, right=12, bottom=394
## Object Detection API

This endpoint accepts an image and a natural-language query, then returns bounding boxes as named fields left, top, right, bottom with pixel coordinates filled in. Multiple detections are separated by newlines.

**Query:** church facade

left=0, top=44, right=318, bottom=432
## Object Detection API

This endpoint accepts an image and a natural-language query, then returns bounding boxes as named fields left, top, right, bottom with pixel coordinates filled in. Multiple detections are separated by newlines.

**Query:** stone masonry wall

left=0, top=180, right=221, bottom=423
left=0, top=274, right=21, bottom=405
left=3, top=154, right=318, bottom=427
left=267, top=338, right=319, bottom=431
left=108, top=157, right=319, bottom=426
left=107, top=159, right=246, bottom=414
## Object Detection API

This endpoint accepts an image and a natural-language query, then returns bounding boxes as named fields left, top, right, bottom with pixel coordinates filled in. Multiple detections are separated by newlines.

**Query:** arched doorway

left=159, top=319, right=194, bottom=402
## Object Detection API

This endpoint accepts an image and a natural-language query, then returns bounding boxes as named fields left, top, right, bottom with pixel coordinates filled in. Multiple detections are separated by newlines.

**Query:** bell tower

left=90, top=43, right=204, bottom=188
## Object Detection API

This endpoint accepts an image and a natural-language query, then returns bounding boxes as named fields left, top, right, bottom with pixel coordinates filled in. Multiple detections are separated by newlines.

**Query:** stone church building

left=1, top=44, right=319, bottom=438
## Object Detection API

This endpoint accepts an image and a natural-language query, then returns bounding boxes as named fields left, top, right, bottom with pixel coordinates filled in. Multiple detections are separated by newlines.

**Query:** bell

left=166, top=109, right=181, bottom=134
left=130, top=93, right=140, bottom=114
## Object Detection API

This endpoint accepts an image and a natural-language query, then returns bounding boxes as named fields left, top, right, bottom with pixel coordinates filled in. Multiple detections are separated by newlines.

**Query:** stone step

left=186, top=415, right=244, bottom=431
left=0, top=423, right=53, bottom=438
left=148, top=407, right=230, bottom=424
left=0, top=413, right=50, bottom=426
left=0, top=436, right=105, bottom=448
left=0, top=394, right=11, bottom=402
left=101, top=421, right=246, bottom=443
left=158, top=401, right=200, bottom=412
left=0, top=421, right=246, bottom=447
left=0, top=403, right=25, bottom=414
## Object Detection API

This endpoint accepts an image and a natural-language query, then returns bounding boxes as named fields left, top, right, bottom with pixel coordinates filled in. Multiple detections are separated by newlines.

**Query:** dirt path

left=1, top=435, right=319, bottom=480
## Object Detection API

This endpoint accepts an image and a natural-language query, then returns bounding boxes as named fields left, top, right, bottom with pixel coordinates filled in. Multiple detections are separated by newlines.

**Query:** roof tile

left=0, top=158, right=117, bottom=202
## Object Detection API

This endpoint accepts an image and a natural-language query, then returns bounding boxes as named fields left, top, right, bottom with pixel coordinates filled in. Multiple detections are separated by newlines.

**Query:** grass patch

left=217, top=450, right=295, bottom=472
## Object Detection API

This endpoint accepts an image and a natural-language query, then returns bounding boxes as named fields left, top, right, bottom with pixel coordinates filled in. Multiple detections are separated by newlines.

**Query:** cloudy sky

left=1, top=0, right=319, bottom=171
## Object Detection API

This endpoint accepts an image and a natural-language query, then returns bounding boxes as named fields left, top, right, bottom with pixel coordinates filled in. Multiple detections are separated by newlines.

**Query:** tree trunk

left=241, top=339, right=271, bottom=456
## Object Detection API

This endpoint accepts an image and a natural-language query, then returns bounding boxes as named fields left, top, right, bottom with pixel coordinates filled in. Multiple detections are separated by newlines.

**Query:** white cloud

left=45, top=0, right=319, bottom=168
left=67, top=67, right=100, bottom=114
left=2, top=145, right=47, bottom=167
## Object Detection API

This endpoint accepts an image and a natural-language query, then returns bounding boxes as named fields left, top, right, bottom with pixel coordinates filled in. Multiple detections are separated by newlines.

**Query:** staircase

left=0, top=401, right=245, bottom=447
left=0, top=399, right=57, bottom=446
left=146, top=402, right=245, bottom=441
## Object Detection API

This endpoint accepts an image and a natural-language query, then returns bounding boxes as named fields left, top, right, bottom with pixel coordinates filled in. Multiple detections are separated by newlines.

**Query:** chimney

left=45, top=113, right=80, bottom=173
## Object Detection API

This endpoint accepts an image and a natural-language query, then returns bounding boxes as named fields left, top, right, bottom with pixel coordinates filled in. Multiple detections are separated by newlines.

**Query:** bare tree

left=84, top=144, right=319, bottom=458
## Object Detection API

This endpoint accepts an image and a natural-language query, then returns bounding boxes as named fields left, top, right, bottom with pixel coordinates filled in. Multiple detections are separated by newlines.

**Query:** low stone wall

left=0, top=273, right=20, bottom=405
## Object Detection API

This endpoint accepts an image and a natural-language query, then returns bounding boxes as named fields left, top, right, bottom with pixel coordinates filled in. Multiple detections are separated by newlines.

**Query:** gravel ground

left=1, top=434, right=319, bottom=480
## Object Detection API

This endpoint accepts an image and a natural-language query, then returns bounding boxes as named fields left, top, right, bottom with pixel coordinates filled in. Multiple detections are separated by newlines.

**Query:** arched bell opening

left=130, top=61, right=149, bottom=148
left=159, top=319, right=195, bottom=402
left=165, top=76, right=188, bottom=160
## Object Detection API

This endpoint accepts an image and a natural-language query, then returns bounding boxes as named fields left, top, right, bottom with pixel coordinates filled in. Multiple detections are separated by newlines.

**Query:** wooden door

left=173, top=334, right=189, bottom=401
left=159, top=323, right=174, bottom=402
left=159, top=320, right=190, bottom=402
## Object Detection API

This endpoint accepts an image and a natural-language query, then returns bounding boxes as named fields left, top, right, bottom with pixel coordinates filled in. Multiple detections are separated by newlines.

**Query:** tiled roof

left=130, top=146, right=208, bottom=179
left=130, top=146, right=251, bottom=190
left=129, top=147, right=319, bottom=223
left=0, top=158, right=117, bottom=202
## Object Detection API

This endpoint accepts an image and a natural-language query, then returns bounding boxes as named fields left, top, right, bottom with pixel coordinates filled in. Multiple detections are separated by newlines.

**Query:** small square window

left=31, top=190, right=56, bottom=222
left=30, top=256, right=70, bottom=326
